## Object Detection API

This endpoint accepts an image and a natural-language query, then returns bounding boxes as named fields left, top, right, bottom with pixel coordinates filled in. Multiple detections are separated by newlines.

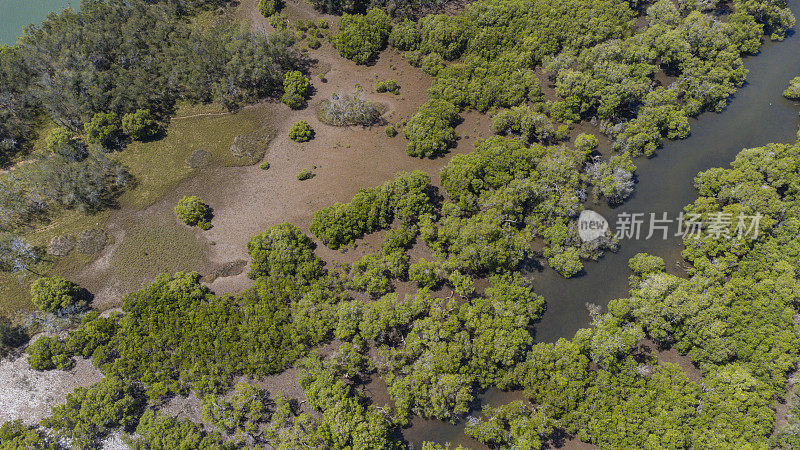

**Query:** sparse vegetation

left=374, top=79, right=400, bottom=94
left=318, top=87, right=381, bottom=126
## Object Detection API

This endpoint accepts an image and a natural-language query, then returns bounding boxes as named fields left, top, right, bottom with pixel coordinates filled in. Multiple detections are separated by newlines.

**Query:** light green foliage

left=388, top=20, right=420, bottom=51
left=784, top=76, right=800, bottom=100
left=310, top=171, right=433, bottom=249
left=45, top=126, right=85, bottom=160
left=306, top=35, right=321, bottom=49
left=421, top=52, right=445, bottom=76
left=374, top=79, right=400, bottom=94
left=296, top=168, right=314, bottom=180
left=491, top=105, right=554, bottom=143
left=448, top=270, right=474, bottom=298
left=340, top=277, right=544, bottom=424
left=0, top=420, right=58, bottom=448
left=384, top=124, right=397, bottom=137
left=288, top=120, right=314, bottom=142
left=247, top=223, right=324, bottom=283
left=174, top=195, right=212, bottom=229
left=42, top=378, right=143, bottom=448
left=260, top=161, right=270, bottom=170
left=294, top=354, right=399, bottom=448
left=586, top=153, right=636, bottom=203
left=27, top=335, right=74, bottom=371
left=135, top=410, right=234, bottom=449
left=121, top=109, right=156, bottom=141
left=408, top=258, right=441, bottom=288
left=403, top=99, right=460, bottom=157
left=628, top=252, right=665, bottom=276
left=30, top=275, right=86, bottom=313
left=331, top=9, right=391, bottom=64
left=465, top=401, right=555, bottom=449
left=259, top=0, right=282, bottom=17
left=282, top=71, right=312, bottom=109
left=84, top=112, right=122, bottom=148
left=574, top=133, right=598, bottom=154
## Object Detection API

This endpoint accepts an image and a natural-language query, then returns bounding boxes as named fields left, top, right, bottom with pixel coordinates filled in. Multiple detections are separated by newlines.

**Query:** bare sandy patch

left=0, top=355, right=103, bottom=425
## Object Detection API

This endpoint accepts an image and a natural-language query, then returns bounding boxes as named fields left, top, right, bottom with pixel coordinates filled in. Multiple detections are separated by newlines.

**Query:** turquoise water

left=0, top=0, right=73, bottom=45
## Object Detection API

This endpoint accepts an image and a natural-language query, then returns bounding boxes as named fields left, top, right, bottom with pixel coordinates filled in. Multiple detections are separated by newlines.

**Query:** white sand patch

left=0, top=355, right=103, bottom=425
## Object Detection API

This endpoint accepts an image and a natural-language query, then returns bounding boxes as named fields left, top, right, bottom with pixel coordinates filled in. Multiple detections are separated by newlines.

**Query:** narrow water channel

left=403, top=1, right=800, bottom=446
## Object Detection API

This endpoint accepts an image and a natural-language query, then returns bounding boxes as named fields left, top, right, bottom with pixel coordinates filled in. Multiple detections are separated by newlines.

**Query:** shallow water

left=403, top=0, right=800, bottom=446
left=0, top=0, right=73, bottom=45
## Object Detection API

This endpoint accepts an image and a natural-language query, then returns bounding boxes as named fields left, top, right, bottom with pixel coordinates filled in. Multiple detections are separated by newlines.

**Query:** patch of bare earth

left=0, top=355, right=103, bottom=424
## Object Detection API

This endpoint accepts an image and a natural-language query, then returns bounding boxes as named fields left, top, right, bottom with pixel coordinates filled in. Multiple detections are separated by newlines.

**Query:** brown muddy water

left=402, top=1, right=800, bottom=447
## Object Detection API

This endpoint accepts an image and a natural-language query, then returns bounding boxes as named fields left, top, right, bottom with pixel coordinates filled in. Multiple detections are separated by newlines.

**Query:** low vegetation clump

left=174, top=196, right=213, bottom=230
left=310, top=170, right=433, bottom=249
left=318, top=87, right=381, bottom=126
left=289, top=120, right=314, bottom=142
left=785, top=76, right=800, bottom=100
left=260, top=161, right=270, bottom=170
left=259, top=0, right=283, bottom=17
left=385, top=124, right=398, bottom=137
left=30, top=276, right=87, bottom=314
left=374, top=79, right=400, bottom=94
left=403, top=99, right=460, bottom=157
left=297, top=169, right=314, bottom=180
left=282, top=71, right=312, bottom=109
left=306, top=35, right=321, bottom=49
left=330, top=9, right=391, bottom=64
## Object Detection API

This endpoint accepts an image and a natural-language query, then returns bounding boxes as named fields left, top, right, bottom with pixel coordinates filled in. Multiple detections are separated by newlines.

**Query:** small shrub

left=295, top=20, right=307, bottom=31
left=121, top=109, right=156, bottom=141
left=30, top=276, right=87, bottom=313
left=317, top=19, right=329, bottom=29
left=259, top=0, right=282, bottom=17
left=289, top=121, right=314, bottom=142
left=374, top=79, right=400, bottom=94
left=785, top=76, right=800, bottom=100
left=297, top=169, right=314, bottom=180
left=385, top=125, right=398, bottom=137
left=319, top=87, right=381, bottom=126
left=282, top=70, right=312, bottom=109
left=307, top=36, right=321, bottom=49
left=175, top=196, right=212, bottom=229
left=260, top=161, right=270, bottom=170
left=331, top=9, right=391, bottom=65
left=84, top=112, right=122, bottom=148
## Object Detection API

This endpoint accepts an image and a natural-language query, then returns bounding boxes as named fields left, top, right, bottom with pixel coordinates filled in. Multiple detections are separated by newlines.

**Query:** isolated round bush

left=289, top=121, right=314, bottom=142
left=84, top=112, right=122, bottom=148
left=297, top=169, right=314, bottom=180
left=307, top=36, right=321, bottom=49
left=30, top=276, right=86, bottom=313
left=175, top=196, right=212, bottom=230
left=282, top=70, right=311, bottom=109
left=122, top=109, right=156, bottom=141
